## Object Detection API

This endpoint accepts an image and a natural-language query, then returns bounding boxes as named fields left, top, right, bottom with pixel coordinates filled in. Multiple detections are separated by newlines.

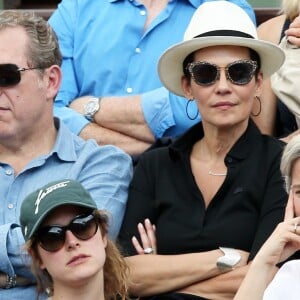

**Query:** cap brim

left=158, top=36, right=285, bottom=96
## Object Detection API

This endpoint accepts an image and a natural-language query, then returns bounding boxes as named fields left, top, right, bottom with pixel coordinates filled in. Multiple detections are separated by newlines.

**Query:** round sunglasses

left=186, top=59, right=258, bottom=86
left=0, top=64, right=41, bottom=87
left=36, top=212, right=98, bottom=252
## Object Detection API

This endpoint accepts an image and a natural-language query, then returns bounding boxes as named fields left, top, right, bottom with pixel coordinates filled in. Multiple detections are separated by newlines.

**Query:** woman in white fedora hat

left=118, top=1, right=287, bottom=299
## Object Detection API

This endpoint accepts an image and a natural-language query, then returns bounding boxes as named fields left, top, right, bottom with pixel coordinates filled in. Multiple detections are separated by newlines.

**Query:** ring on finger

left=143, top=247, right=154, bottom=254
left=294, top=222, right=298, bottom=234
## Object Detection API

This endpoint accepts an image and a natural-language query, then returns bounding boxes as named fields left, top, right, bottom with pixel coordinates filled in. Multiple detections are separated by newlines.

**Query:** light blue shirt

left=0, top=118, right=133, bottom=299
left=49, top=0, right=256, bottom=138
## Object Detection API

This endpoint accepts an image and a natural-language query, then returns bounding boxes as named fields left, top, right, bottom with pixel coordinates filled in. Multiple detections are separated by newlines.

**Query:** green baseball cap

left=20, top=179, right=97, bottom=241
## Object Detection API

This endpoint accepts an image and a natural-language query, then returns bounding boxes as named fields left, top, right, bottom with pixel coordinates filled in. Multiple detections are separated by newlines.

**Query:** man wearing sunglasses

left=0, top=10, right=132, bottom=300
left=48, top=0, right=256, bottom=157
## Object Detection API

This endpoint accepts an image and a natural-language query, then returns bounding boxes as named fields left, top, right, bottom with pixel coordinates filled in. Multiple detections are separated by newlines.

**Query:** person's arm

left=126, top=249, right=249, bottom=297
left=234, top=192, right=300, bottom=300
left=235, top=218, right=300, bottom=300
left=0, top=223, right=35, bottom=283
left=79, top=122, right=152, bottom=156
left=131, top=219, right=249, bottom=298
left=177, top=264, right=250, bottom=300
left=70, top=95, right=155, bottom=143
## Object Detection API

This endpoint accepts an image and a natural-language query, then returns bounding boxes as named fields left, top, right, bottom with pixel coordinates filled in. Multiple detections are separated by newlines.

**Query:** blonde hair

left=281, top=0, right=300, bottom=21
left=27, top=210, right=129, bottom=300
left=280, top=135, right=300, bottom=192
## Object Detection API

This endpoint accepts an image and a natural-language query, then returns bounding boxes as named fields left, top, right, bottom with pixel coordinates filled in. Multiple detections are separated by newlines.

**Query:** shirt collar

left=109, top=0, right=201, bottom=7
left=51, top=118, right=77, bottom=162
left=169, top=119, right=263, bottom=161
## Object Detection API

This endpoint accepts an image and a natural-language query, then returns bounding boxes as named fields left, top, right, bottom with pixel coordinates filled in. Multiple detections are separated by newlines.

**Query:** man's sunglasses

left=0, top=64, right=41, bottom=87
left=186, top=59, right=258, bottom=86
left=36, top=212, right=98, bottom=252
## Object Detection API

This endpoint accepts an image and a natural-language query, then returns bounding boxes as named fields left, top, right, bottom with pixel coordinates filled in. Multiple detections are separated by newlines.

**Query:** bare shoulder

left=258, top=15, right=287, bottom=44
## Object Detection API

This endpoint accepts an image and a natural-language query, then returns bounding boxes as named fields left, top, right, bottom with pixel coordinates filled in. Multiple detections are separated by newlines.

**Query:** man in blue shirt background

left=0, top=10, right=132, bottom=299
left=49, top=0, right=256, bottom=156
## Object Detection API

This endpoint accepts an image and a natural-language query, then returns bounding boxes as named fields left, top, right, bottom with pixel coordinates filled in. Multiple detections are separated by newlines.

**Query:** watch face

left=85, top=101, right=97, bottom=113
left=85, top=100, right=98, bottom=114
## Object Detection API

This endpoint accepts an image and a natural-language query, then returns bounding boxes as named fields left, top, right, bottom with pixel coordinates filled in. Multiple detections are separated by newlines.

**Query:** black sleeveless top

left=275, top=18, right=298, bottom=137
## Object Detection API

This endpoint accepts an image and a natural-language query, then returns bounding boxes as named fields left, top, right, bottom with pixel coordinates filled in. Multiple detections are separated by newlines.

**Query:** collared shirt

left=118, top=121, right=287, bottom=298
left=0, top=118, right=133, bottom=299
left=49, top=0, right=256, bottom=138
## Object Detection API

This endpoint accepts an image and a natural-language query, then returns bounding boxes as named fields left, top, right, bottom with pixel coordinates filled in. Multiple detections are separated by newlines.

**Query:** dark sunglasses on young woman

left=35, top=212, right=99, bottom=252
left=0, top=64, right=41, bottom=87
left=186, top=59, right=257, bottom=86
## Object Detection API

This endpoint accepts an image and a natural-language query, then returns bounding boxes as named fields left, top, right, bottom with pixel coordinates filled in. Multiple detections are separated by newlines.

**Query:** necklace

left=208, top=170, right=227, bottom=176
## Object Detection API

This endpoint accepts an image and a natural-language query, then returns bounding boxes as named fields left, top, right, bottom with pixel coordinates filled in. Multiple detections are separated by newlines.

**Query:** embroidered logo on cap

left=34, top=180, right=70, bottom=214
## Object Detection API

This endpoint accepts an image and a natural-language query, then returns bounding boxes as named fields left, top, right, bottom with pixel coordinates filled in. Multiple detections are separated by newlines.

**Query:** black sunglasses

left=36, top=213, right=98, bottom=252
left=186, top=59, right=257, bottom=86
left=0, top=64, right=41, bottom=87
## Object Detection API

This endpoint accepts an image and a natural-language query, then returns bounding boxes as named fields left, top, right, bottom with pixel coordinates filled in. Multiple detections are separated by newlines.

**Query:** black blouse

left=118, top=120, right=287, bottom=262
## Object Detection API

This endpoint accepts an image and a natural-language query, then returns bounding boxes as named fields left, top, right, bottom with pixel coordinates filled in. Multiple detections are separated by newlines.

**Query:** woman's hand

left=285, top=15, right=300, bottom=46
left=254, top=191, right=300, bottom=266
left=132, top=218, right=157, bottom=255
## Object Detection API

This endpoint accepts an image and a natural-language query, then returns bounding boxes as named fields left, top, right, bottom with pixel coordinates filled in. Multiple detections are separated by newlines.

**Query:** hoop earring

left=251, top=96, right=261, bottom=117
left=186, top=99, right=199, bottom=120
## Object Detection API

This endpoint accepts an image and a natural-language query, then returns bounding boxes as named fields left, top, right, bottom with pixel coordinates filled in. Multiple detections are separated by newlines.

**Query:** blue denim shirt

left=0, top=118, right=133, bottom=299
left=49, top=0, right=256, bottom=138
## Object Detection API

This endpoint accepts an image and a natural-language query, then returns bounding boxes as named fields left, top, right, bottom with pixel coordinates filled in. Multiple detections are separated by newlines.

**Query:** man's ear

left=44, top=65, right=62, bottom=100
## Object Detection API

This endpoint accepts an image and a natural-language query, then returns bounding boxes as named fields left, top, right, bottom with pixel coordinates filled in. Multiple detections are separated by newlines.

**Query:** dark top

left=118, top=120, right=287, bottom=299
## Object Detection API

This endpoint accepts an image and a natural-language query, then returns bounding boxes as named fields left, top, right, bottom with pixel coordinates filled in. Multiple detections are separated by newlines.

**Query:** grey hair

left=0, top=10, right=62, bottom=69
left=280, top=135, right=300, bottom=192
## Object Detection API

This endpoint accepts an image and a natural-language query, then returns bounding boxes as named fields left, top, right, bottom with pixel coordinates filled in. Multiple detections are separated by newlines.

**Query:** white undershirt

left=263, top=260, right=300, bottom=299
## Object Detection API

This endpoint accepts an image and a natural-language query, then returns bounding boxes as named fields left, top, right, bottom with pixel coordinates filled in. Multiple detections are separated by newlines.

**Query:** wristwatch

left=84, top=97, right=101, bottom=121
left=216, top=247, right=241, bottom=271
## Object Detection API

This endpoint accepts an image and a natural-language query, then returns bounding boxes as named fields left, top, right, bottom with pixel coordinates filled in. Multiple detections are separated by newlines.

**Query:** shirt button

left=5, top=169, right=13, bottom=175
left=135, top=47, right=141, bottom=53
left=140, top=10, right=146, bottom=16
left=227, top=157, right=233, bottom=163
left=126, top=87, right=133, bottom=93
left=8, top=203, right=14, bottom=209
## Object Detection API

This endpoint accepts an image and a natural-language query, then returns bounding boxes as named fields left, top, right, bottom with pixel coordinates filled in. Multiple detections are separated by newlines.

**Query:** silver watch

left=84, top=97, right=101, bottom=121
left=216, top=247, right=241, bottom=271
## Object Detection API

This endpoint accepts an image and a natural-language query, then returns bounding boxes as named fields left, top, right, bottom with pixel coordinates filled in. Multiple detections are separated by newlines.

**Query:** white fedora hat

left=158, top=0, right=285, bottom=97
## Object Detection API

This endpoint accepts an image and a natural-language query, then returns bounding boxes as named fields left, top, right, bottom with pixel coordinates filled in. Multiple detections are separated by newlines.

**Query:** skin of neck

left=51, top=270, right=105, bottom=300
left=199, top=119, right=249, bottom=158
